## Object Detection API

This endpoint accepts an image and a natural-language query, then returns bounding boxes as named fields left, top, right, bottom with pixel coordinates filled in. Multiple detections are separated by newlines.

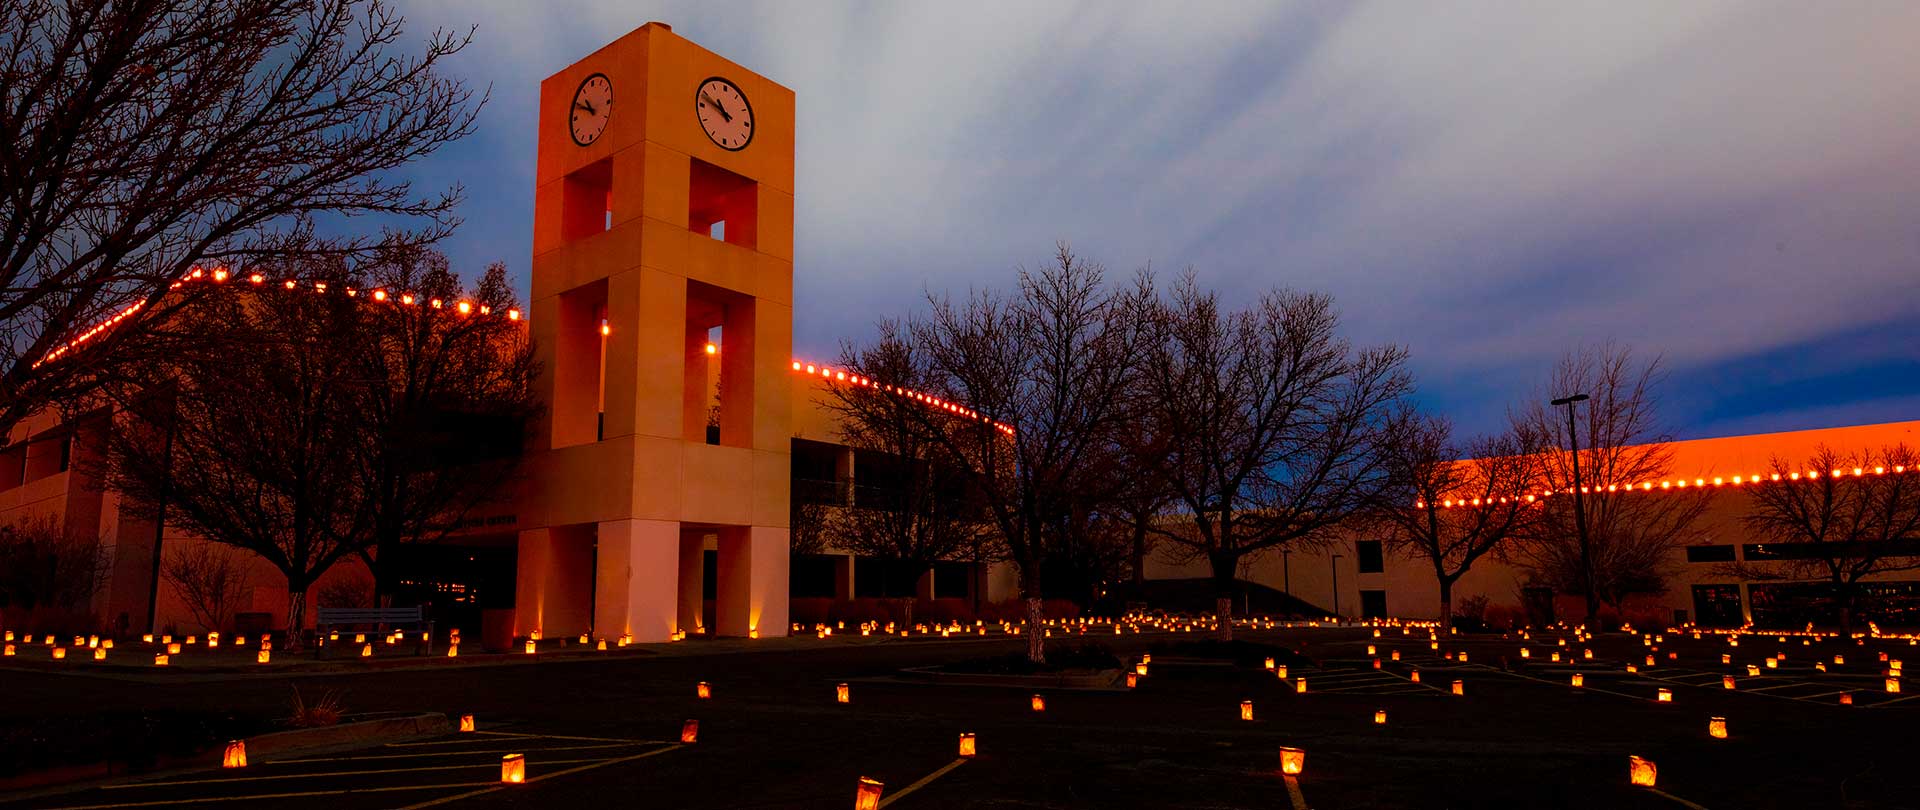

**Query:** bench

left=315, top=607, right=435, bottom=655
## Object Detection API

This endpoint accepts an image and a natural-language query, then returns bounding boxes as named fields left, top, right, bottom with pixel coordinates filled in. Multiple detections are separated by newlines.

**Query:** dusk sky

left=395, top=1, right=1920, bottom=440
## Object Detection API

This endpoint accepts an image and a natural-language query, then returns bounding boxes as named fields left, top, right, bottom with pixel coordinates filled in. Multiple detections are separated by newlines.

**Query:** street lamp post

left=1330, top=553, right=1344, bottom=618
left=1550, top=393, right=1597, bottom=626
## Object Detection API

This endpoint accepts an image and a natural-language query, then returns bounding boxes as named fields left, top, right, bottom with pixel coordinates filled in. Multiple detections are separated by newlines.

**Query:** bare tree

left=0, top=0, right=481, bottom=445
left=1720, top=445, right=1920, bottom=634
left=340, top=249, right=537, bottom=606
left=162, top=542, right=252, bottom=634
left=1373, top=410, right=1540, bottom=624
left=1132, top=275, right=1409, bottom=640
left=1508, top=343, right=1709, bottom=624
left=0, top=514, right=109, bottom=622
left=824, top=322, right=992, bottom=623
left=106, top=267, right=375, bottom=649
left=905, top=245, right=1152, bottom=663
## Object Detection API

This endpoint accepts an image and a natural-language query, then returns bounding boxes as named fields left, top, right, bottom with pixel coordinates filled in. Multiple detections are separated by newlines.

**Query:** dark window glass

left=1359, top=589, right=1387, bottom=619
left=1685, top=545, right=1736, bottom=563
left=1355, top=541, right=1384, bottom=574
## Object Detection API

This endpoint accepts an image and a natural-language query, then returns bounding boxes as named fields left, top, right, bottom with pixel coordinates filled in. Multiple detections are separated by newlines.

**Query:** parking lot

left=3, top=626, right=1916, bottom=809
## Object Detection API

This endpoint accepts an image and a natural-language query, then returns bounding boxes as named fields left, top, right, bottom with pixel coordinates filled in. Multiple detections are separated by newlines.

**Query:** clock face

left=695, top=77, right=754, bottom=151
left=570, top=73, right=612, bottom=146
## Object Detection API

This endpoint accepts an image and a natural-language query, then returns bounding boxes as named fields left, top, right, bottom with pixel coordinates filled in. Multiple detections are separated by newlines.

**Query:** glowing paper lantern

left=1571, top=673, right=1584, bottom=687
left=1275, top=664, right=1288, bottom=679
left=1628, top=755, right=1657, bottom=787
left=1031, top=694, right=1046, bottom=712
left=1264, top=657, right=1276, bottom=670
left=1840, top=692, right=1854, bottom=705
left=458, top=714, right=475, bottom=733
left=855, top=776, right=885, bottom=810
left=167, top=643, right=182, bottom=655
left=1888, top=677, right=1902, bottom=694
left=959, top=732, right=976, bottom=757
left=681, top=719, right=699, bottom=744
left=1747, top=664, right=1760, bottom=677
left=1136, top=663, right=1148, bottom=676
left=1722, top=675, right=1735, bottom=689
left=1126, top=673, right=1137, bottom=688
left=1373, top=709, right=1387, bottom=725
left=1451, top=680, right=1464, bottom=696
left=501, top=753, right=525, bottom=784
left=698, top=682, right=712, bottom=699
left=1410, top=670, right=1421, bottom=683
left=1295, top=679, right=1308, bottom=694
left=837, top=683, right=851, bottom=704
left=51, top=647, right=65, bottom=660
left=1278, top=746, right=1306, bottom=775
left=154, top=654, right=169, bottom=666
left=361, top=644, right=372, bottom=658
left=1708, top=717, right=1727, bottom=739
left=524, top=640, right=536, bottom=655
left=1, top=644, right=12, bottom=656
left=1656, top=688, right=1672, bottom=703
left=1520, top=648, right=1531, bottom=659
left=447, top=645, right=458, bottom=658
left=223, top=740, right=247, bottom=768
left=1240, top=700, right=1254, bottom=721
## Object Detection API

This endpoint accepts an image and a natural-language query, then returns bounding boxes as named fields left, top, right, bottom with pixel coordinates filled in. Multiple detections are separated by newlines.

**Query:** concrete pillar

left=833, top=553, right=855, bottom=600
left=593, top=519, right=680, bottom=643
left=835, top=447, right=856, bottom=506
left=915, top=568, right=936, bottom=602
left=717, top=526, right=789, bottom=637
left=514, top=526, right=593, bottom=638
left=678, top=531, right=706, bottom=633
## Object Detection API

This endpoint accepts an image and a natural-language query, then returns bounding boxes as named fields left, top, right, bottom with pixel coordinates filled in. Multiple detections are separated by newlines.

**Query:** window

left=1355, top=540, right=1384, bottom=574
left=1359, top=590, right=1387, bottom=619
left=1685, top=544, right=1737, bottom=563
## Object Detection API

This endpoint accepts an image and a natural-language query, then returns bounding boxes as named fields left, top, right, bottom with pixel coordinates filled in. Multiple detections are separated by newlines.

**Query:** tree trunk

left=1130, top=520, right=1147, bottom=588
left=284, top=589, right=308, bottom=652
left=1211, top=553, right=1236, bottom=642
left=1024, top=597, right=1046, bottom=663
left=1020, top=565, right=1045, bottom=664
left=1837, top=585, right=1855, bottom=636
left=1438, top=578, right=1454, bottom=630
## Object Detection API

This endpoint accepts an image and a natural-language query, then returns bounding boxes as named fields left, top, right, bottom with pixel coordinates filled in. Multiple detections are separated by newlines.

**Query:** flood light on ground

left=855, top=776, right=884, bottom=810
left=1279, top=746, right=1305, bottom=775
left=501, top=753, right=525, bottom=784
left=1629, top=755, right=1657, bottom=787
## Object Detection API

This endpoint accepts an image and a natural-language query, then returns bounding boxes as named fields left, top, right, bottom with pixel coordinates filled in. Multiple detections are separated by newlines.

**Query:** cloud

left=395, top=0, right=1920, bottom=437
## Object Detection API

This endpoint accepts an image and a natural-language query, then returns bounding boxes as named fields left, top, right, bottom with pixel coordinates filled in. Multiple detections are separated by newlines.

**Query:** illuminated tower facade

left=517, top=22, right=793, bottom=642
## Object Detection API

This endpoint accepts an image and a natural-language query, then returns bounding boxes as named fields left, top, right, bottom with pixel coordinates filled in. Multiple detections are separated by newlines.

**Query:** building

left=0, top=23, right=1014, bottom=645
left=1143, top=419, right=1920, bottom=629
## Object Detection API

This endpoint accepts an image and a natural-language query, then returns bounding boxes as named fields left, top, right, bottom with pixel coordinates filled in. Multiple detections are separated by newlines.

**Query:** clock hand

left=576, top=100, right=596, bottom=115
left=701, top=92, right=731, bottom=123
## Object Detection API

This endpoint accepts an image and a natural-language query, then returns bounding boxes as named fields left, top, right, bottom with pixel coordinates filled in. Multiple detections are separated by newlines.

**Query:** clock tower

left=516, top=22, right=794, bottom=642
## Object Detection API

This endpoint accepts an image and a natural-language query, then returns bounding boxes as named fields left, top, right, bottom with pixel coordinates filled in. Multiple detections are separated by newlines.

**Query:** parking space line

left=392, top=743, right=684, bottom=810
left=1283, top=774, right=1309, bottom=810
left=1648, top=787, right=1712, bottom=809
left=97, top=758, right=609, bottom=789
left=274, top=742, right=644, bottom=763
left=877, top=757, right=968, bottom=808
left=29, top=782, right=497, bottom=810
left=470, top=730, right=664, bottom=744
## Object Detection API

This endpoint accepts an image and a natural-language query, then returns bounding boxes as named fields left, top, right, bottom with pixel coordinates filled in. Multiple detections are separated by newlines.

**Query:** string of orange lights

left=1419, top=464, right=1914, bottom=509
left=790, top=359, right=1015, bottom=435
left=32, top=266, right=522, bottom=370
